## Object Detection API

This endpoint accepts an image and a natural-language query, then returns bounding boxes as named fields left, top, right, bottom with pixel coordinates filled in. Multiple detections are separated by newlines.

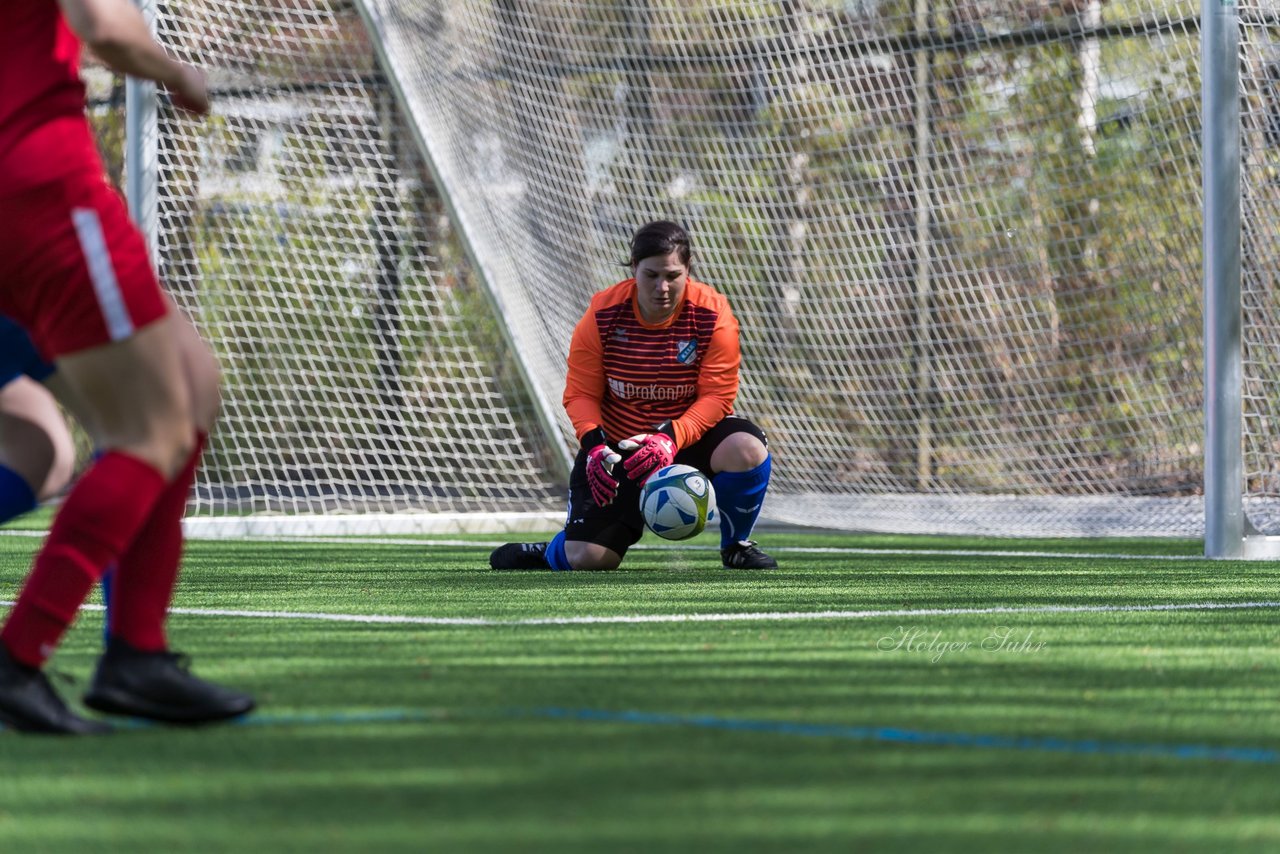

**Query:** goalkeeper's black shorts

left=563, top=414, right=767, bottom=557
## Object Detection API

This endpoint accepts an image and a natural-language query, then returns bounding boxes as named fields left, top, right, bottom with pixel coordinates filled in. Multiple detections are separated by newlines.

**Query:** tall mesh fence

left=103, top=1, right=1237, bottom=536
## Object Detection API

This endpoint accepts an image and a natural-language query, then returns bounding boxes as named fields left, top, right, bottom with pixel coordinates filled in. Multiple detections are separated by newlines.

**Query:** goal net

left=1239, top=2, right=1280, bottom=542
left=131, top=0, right=569, bottom=535
left=115, top=1, right=1236, bottom=538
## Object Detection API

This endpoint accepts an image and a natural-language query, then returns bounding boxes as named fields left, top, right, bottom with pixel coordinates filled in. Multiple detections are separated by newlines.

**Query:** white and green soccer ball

left=639, top=464, right=718, bottom=541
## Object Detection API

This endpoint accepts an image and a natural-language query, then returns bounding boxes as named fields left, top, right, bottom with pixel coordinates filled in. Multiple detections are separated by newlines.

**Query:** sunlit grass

left=0, top=529, right=1276, bottom=852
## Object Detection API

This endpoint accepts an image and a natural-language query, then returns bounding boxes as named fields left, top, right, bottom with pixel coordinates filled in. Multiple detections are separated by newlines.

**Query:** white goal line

left=0, top=529, right=1210, bottom=562
left=202, top=537, right=1215, bottom=563
left=4, top=599, right=1276, bottom=628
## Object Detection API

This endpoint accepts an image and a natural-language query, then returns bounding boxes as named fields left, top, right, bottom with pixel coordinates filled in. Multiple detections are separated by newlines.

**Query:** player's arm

left=669, top=307, right=740, bottom=448
left=561, top=312, right=624, bottom=504
left=562, top=311, right=609, bottom=443
left=57, top=0, right=209, bottom=114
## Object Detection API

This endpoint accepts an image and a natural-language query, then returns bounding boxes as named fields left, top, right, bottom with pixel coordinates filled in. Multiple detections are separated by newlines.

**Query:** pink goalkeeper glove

left=586, top=443, right=622, bottom=506
left=619, top=430, right=677, bottom=483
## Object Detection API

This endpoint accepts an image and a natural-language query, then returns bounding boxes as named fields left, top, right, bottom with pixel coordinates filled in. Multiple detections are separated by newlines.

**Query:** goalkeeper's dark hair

left=626, top=220, right=692, bottom=273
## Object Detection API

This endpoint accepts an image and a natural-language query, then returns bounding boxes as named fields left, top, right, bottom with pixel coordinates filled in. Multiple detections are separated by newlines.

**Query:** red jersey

left=563, top=277, right=741, bottom=449
left=0, top=0, right=102, bottom=192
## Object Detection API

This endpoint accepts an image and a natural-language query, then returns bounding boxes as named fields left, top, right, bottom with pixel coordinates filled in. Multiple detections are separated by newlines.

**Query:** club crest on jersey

left=676, top=339, right=698, bottom=365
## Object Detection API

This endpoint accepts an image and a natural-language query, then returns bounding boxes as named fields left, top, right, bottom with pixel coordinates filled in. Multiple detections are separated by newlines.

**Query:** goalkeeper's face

left=633, top=251, right=689, bottom=324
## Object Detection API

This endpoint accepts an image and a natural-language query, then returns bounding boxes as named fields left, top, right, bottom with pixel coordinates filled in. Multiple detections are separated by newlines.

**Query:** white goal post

left=108, top=1, right=1280, bottom=550
left=1204, top=0, right=1280, bottom=558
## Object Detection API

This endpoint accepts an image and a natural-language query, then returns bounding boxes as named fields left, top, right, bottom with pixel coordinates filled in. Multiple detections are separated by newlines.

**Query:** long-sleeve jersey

left=563, top=276, right=741, bottom=449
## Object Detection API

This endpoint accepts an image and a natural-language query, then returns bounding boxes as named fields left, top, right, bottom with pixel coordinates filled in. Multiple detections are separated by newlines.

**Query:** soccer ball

left=639, top=464, right=717, bottom=541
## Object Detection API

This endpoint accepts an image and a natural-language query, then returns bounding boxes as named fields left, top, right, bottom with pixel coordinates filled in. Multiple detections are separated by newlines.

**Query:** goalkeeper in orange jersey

left=490, top=220, right=776, bottom=571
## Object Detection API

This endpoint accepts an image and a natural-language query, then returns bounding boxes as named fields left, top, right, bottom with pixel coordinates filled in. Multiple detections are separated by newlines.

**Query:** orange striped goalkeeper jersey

left=563, top=277, right=741, bottom=449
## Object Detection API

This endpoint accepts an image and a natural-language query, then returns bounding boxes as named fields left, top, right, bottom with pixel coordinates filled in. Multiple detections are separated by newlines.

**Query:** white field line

left=3, top=529, right=1208, bottom=562
left=255, top=538, right=1209, bottom=562
left=0, top=529, right=1212, bottom=563
left=3, top=599, right=1277, bottom=628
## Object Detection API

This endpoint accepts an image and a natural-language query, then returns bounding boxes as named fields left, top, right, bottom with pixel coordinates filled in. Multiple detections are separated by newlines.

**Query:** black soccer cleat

left=720, top=540, right=778, bottom=570
left=84, top=639, right=255, bottom=725
left=489, top=542, right=550, bottom=570
left=0, top=646, right=112, bottom=735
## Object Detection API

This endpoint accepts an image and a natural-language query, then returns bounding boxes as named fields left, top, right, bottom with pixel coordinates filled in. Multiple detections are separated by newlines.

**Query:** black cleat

left=84, top=639, right=255, bottom=725
left=489, top=542, right=550, bottom=570
left=0, top=646, right=111, bottom=735
left=721, top=540, right=778, bottom=570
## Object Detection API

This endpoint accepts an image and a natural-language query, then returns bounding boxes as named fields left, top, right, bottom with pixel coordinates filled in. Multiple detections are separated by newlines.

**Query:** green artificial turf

left=0, top=527, right=1277, bottom=852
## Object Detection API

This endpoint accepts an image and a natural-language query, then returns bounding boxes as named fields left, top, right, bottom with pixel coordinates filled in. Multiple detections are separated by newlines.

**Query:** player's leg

left=490, top=446, right=643, bottom=570
left=104, top=305, right=219, bottom=654
left=562, top=537, right=624, bottom=571
left=0, top=330, right=125, bottom=646
left=0, top=375, right=76, bottom=518
left=0, top=395, right=40, bottom=523
left=0, top=323, right=125, bottom=646
left=167, top=298, right=221, bottom=435
left=490, top=444, right=580, bottom=570
left=0, top=174, right=247, bottom=732
left=34, top=311, right=249, bottom=726
left=0, top=319, right=186, bottom=734
left=0, top=326, right=116, bottom=733
left=680, top=416, right=776, bottom=569
left=0, top=316, right=75, bottom=521
left=78, top=312, right=249, bottom=725
left=490, top=528, right=632, bottom=571
left=44, top=303, right=219, bottom=648
left=86, top=310, right=238, bottom=720
left=1, top=318, right=190, bottom=644
left=39, top=371, right=118, bottom=642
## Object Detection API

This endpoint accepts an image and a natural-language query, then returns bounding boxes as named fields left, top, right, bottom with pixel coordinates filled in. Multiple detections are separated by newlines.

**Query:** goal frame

left=119, top=1, right=1269, bottom=550
left=1203, top=0, right=1280, bottom=558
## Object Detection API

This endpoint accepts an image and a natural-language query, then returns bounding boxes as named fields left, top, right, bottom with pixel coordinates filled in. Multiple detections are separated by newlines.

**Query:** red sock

left=109, top=433, right=205, bottom=652
left=1, top=452, right=167, bottom=667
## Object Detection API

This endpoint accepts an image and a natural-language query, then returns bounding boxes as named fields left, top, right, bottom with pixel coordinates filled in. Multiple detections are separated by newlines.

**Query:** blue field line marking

left=9, top=705, right=1277, bottom=764
left=524, top=707, right=1280, bottom=765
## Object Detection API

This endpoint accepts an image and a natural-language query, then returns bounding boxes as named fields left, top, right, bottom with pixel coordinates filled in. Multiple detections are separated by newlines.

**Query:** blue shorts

left=0, top=315, right=56, bottom=387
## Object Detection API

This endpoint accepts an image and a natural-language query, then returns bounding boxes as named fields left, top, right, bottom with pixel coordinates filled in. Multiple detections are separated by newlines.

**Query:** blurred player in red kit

left=0, top=0, right=253, bottom=733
